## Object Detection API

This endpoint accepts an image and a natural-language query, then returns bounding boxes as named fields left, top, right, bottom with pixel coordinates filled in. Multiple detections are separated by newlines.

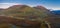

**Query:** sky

left=0, top=0, right=60, bottom=10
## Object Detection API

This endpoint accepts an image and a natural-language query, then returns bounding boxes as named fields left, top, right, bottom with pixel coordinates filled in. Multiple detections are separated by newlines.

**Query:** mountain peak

left=6, top=5, right=29, bottom=10
left=33, top=5, right=49, bottom=11
left=36, top=5, right=47, bottom=9
left=9, top=5, right=23, bottom=8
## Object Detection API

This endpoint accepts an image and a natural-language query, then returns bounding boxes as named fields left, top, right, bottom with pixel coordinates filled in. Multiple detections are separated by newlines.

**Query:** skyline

left=0, top=0, right=60, bottom=10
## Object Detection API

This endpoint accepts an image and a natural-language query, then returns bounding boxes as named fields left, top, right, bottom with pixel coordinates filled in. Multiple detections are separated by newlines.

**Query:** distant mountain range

left=51, top=10, right=60, bottom=15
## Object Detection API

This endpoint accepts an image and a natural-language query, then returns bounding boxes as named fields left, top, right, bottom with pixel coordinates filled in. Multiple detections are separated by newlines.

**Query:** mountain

left=7, top=5, right=28, bottom=9
left=33, top=6, right=49, bottom=11
left=34, top=6, right=51, bottom=17
left=1, top=5, right=60, bottom=28
left=1, top=5, right=48, bottom=21
left=34, top=6, right=51, bottom=14
left=0, top=5, right=60, bottom=28
left=0, top=5, right=50, bottom=28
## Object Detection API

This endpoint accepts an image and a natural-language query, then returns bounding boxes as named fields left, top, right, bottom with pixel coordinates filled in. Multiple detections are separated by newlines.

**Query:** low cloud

left=0, top=3, right=40, bottom=9
left=0, top=3, right=22, bottom=9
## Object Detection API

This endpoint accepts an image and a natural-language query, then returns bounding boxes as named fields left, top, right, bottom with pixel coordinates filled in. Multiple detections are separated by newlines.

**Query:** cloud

left=0, top=3, right=37, bottom=9
left=43, top=5, right=60, bottom=10
left=0, top=3, right=41, bottom=9
left=1, top=3, right=60, bottom=10
left=0, top=3, right=22, bottom=9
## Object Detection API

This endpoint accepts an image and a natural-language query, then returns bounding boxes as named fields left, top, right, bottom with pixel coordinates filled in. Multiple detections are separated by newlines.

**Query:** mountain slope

left=0, top=5, right=52, bottom=28
left=2, top=5, right=48, bottom=20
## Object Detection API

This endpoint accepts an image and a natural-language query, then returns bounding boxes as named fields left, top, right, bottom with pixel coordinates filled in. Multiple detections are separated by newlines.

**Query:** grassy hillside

left=2, top=5, right=48, bottom=21
left=0, top=5, right=51, bottom=28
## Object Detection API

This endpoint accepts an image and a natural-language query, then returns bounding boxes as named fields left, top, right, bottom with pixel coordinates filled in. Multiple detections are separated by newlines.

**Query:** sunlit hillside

left=1, top=5, right=48, bottom=20
left=0, top=5, right=51, bottom=28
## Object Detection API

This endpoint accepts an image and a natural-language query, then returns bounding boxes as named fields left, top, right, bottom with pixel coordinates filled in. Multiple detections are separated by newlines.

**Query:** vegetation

left=0, top=5, right=51, bottom=28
